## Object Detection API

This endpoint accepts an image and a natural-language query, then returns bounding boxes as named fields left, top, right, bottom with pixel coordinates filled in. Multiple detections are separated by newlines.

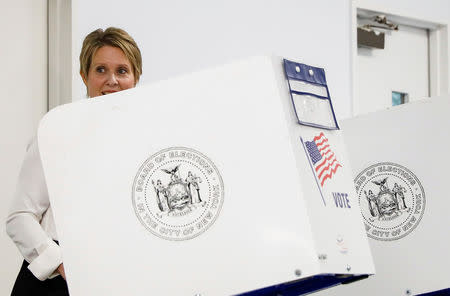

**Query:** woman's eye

left=118, top=68, right=128, bottom=75
left=96, top=67, right=105, bottom=73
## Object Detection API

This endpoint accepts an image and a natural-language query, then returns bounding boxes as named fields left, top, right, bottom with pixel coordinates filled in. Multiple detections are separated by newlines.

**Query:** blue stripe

left=236, top=274, right=369, bottom=296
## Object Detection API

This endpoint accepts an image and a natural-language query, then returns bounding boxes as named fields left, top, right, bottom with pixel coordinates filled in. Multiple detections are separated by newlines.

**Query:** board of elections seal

left=132, top=147, right=224, bottom=241
left=354, top=162, right=425, bottom=241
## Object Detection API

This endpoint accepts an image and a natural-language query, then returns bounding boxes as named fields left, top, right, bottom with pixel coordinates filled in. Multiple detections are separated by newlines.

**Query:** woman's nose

left=106, top=73, right=118, bottom=85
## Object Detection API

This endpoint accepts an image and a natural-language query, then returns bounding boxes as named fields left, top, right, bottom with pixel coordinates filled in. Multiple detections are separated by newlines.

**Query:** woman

left=6, top=27, right=142, bottom=295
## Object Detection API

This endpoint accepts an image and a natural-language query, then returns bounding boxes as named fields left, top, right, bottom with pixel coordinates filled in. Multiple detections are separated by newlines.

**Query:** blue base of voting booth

left=417, top=288, right=450, bottom=296
left=237, top=274, right=369, bottom=296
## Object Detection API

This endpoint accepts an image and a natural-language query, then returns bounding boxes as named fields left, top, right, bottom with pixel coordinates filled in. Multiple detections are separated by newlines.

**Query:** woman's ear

left=80, top=71, right=88, bottom=86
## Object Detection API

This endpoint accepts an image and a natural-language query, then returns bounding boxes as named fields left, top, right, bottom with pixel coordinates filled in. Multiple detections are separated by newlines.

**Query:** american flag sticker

left=303, top=133, right=342, bottom=187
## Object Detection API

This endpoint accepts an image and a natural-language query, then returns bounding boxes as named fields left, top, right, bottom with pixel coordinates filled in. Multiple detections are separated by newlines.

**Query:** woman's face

left=82, top=45, right=136, bottom=98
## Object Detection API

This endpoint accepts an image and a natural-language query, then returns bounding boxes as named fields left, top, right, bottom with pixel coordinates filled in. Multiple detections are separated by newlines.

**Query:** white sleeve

left=6, top=138, right=62, bottom=281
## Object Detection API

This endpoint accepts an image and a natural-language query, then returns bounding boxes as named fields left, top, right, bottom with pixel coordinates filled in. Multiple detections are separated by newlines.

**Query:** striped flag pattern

left=305, top=132, right=342, bottom=187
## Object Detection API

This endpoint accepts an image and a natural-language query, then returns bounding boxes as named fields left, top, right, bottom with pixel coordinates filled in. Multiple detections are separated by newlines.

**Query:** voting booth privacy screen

left=316, top=96, right=450, bottom=296
left=38, top=56, right=374, bottom=295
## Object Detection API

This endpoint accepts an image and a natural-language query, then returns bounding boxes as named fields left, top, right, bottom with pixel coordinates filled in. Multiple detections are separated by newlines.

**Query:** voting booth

left=37, top=56, right=374, bottom=295
left=316, top=96, right=450, bottom=296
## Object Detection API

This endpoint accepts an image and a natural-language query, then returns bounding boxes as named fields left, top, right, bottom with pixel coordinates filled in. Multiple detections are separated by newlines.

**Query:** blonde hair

left=79, top=27, right=142, bottom=82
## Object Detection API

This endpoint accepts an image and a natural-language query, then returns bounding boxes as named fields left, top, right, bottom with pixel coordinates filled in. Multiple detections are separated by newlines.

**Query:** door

left=355, top=11, right=430, bottom=115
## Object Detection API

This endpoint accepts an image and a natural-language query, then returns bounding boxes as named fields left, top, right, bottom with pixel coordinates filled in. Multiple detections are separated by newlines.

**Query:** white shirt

left=6, top=137, right=62, bottom=281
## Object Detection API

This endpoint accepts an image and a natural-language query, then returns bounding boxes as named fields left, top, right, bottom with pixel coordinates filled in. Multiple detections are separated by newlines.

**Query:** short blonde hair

left=80, top=27, right=142, bottom=82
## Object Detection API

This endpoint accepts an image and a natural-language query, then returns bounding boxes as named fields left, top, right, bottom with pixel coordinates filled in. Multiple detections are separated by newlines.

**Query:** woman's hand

left=57, top=263, right=66, bottom=280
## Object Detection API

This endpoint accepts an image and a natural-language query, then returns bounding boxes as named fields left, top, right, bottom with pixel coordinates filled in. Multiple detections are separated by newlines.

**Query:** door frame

left=48, top=0, right=72, bottom=110
left=351, top=0, right=449, bottom=116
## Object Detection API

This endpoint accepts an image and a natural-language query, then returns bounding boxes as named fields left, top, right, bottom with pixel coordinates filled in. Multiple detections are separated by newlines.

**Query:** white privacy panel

left=38, top=56, right=374, bottom=295
left=316, top=96, right=450, bottom=296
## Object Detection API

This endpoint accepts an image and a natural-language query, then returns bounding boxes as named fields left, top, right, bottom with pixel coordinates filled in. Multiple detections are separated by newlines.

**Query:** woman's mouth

left=101, top=90, right=118, bottom=95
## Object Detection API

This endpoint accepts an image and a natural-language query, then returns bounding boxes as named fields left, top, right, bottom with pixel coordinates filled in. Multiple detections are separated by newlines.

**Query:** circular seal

left=354, top=162, right=425, bottom=241
left=132, top=147, right=224, bottom=241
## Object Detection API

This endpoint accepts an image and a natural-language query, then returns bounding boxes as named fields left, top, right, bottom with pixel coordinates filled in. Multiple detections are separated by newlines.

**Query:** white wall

left=72, top=0, right=353, bottom=119
left=0, top=0, right=48, bottom=294
left=370, top=0, right=450, bottom=24
left=71, top=0, right=450, bottom=120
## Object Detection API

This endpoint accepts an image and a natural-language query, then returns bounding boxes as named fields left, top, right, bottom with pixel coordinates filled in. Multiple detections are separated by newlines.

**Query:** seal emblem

left=132, top=147, right=224, bottom=241
left=355, top=162, right=425, bottom=241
